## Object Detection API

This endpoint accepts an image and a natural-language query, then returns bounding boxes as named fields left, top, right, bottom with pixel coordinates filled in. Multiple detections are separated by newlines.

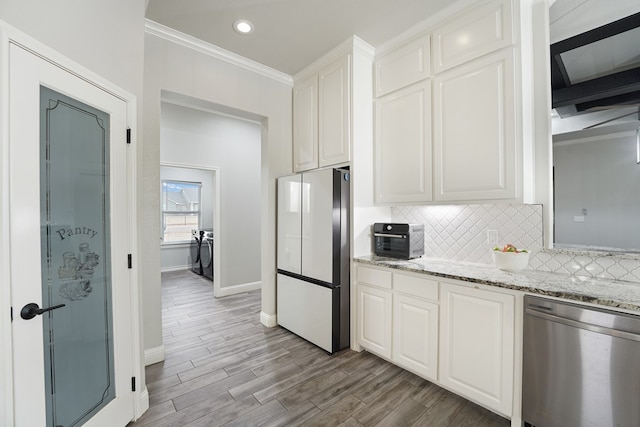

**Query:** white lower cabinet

left=357, top=284, right=392, bottom=359
left=439, top=281, right=515, bottom=417
left=356, top=264, right=518, bottom=420
left=356, top=266, right=439, bottom=376
left=393, top=294, right=438, bottom=381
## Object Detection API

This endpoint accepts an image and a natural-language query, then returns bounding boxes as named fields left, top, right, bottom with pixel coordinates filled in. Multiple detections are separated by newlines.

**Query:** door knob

left=20, top=302, right=66, bottom=320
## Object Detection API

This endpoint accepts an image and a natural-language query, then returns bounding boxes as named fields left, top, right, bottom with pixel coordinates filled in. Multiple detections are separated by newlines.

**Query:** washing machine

left=202, top=234, right=214, bottom=281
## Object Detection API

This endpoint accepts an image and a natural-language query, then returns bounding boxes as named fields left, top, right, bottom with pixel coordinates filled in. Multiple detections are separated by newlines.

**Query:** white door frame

left=0, top=21, right=146, bottom=425
left=160, top=162, right=222, bottom=296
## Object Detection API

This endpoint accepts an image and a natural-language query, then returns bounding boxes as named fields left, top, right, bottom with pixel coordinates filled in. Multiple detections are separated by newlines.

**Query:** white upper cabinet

left=293, top=75, right=318, bottom=172
left=292, top=37, right=373, bottom=173
left=375, top=80, right=432, bottom=203
left=432, top=0, right=514, bottom=74
left=374, top=35, right=431, bottom=97
left=433, top=49, right=517, bottom=201
left=318, top=54, right=351, bottom=168
left=371, top=0, right=531, bottom=205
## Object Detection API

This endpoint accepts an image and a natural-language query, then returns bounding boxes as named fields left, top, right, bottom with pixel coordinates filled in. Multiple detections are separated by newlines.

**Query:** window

left=161, top=180, right=202, bottom=243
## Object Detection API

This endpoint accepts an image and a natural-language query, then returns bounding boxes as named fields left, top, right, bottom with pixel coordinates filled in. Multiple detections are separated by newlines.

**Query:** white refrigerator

left=276, top=168, right=350, bottom=353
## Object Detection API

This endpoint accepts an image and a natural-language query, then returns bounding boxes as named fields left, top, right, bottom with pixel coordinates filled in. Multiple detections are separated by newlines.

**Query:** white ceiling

left=145, top=0, right=640, bottom=133
left=145, top=0, right=452, bottom=76
left=549, top=0, right=640, bottom=134
left=549, top=0, right=640, bottom=43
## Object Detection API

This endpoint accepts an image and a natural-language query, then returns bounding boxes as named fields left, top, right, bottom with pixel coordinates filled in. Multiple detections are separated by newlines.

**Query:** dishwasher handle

left=526, top=308, right=640, bottom=343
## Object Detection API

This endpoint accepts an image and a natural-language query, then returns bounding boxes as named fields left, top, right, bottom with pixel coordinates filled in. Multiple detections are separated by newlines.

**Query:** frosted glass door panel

left=277, top=175, right=302, bottom=274
left=40, top=86, right=115, bottom=427
left=301, top=169, right=334, bottom=283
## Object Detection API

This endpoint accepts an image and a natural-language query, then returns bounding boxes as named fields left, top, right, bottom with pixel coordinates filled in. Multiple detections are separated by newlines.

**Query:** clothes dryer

left=202, top=235, right=214, bottom=281
left=190, top=230, right=204, bottom=275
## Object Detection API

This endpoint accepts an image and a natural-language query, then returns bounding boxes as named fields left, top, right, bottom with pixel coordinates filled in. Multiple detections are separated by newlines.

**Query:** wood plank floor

left=129, top=270, right=510, bottom=427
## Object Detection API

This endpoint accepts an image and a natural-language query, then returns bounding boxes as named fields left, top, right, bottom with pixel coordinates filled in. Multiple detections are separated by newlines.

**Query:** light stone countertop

left=355, top=255, right=640, bottom=313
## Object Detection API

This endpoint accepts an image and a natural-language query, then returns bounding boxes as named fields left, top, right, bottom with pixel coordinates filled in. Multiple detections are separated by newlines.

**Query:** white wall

left=160, top=103, right=262, bottom=287
left=160, top=165, right=215, bottom=271
left=351, top=40, right=390, bottom=258
left=143, top=25, right=292, bottom=352
left=554, top=131, right=640, bottom=250
left=0, top=1, right=145, bottom=96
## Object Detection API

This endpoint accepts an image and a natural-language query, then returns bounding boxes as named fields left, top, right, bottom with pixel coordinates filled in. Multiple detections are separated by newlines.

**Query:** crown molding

left=294, top=35, right=375, bottom=83
left=145, top=19, right=293, bottom=86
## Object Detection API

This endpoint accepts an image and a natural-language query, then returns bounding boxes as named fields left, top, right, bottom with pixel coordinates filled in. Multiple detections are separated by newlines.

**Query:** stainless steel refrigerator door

left=301, top=169, right=335, bottom=284
left=277, top=174, right=302, bottom=274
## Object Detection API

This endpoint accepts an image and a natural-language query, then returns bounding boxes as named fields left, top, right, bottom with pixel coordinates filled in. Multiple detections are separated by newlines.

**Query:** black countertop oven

left=373, top=223, right=424, bottom=260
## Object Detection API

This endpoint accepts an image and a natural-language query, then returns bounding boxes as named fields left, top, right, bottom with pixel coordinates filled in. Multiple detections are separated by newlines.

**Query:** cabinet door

left=433, top=49, right=516, bottom=201
left=293, top=75, right=318, bottom=172
left=439, top=282, right=514, bottom=416
left=393, top=294, right=439, bottom=381
left=318, top=54, right=351, bottom=167
left=375, top=80, right=432, bottom=203
left=432, top=0, right=514, bottom=73
left=357, top=284, right=392, bottom=359
left=374, top=35, right=430, bottom=97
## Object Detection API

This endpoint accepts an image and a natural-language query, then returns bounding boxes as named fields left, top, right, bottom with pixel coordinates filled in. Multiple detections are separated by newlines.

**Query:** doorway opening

left=159, top=92, right=263, bottom=299
left=160, top=163, right=219, bottom=286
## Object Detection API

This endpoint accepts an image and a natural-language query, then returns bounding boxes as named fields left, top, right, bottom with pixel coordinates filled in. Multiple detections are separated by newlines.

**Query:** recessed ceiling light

left=233, top=19, right=254, bottom=35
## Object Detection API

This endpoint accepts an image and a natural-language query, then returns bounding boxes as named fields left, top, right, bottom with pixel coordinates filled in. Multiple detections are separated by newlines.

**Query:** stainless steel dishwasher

left=523, top=295, right=640, bottom=427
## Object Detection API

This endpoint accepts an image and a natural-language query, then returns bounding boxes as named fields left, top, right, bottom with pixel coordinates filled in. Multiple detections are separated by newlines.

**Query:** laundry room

left=159, top=96, right=263, bottom=297
left=160, top=164, right=214, bottom=271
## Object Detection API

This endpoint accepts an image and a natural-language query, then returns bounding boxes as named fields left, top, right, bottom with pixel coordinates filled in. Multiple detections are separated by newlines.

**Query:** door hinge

left=126, top=128, right=132, bottom=144
left=127, top=254, right=132, bottom=269
left=10, top=307, right=13, bottom=322
left=131, top=377, right=136, bottom=392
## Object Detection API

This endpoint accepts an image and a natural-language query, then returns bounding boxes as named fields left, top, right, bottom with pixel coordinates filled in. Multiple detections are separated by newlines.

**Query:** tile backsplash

left=391, top=204, right=640, bottom=283
left=391, top=204, right=544, bottom=264
left=529, top=249, right=640, bottom=283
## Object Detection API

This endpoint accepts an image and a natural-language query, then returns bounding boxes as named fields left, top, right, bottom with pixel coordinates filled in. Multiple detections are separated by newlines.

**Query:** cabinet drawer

left=432, top=0, right=513, bottom=73
left=394, top=273, right=439, bottom=301
left=375, top=34, right=430, bottom=97
left=357, top=265, right=392, bottom=289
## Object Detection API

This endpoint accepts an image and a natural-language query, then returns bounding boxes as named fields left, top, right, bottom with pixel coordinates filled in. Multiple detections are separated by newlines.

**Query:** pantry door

left=9, top=42, right=134, bottom=426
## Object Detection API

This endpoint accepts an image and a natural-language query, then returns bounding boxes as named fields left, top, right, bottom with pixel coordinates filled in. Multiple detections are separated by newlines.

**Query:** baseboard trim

left=260, top=311, right=277, bottom=327
left=144, top=345, right=166, bottom=366
left=160, top=265, right=190, bottom=273
left=215, top=281, right=261, bottom=297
